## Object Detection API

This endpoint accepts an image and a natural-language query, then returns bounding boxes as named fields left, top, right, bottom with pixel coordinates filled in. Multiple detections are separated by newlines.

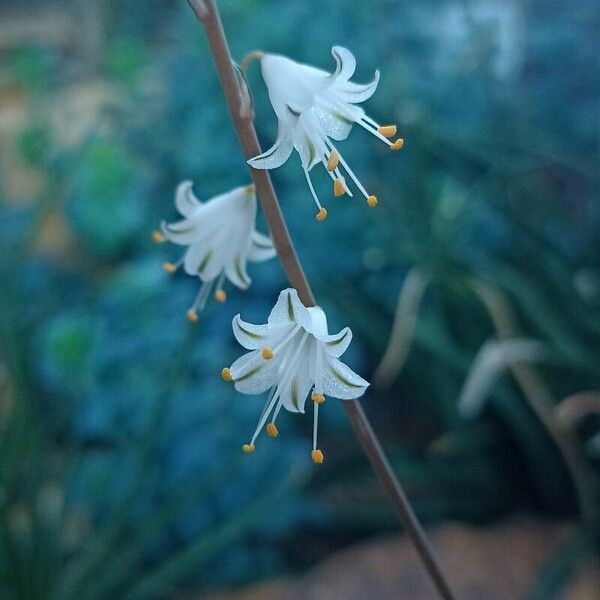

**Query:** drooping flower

left=153, top=181, right=276, bottom=321
left=247, top=46, right=404, bottom=221
left=221, top=288, right=369, bottom=463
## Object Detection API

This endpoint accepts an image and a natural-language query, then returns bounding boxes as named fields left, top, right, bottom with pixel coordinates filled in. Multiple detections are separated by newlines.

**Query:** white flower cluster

left=154, top=46, right=403, bottom=463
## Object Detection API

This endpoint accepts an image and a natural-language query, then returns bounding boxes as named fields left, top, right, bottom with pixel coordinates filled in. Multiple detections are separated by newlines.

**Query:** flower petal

left=183, top=242, right=210, bottom=275
left=322, top=356, right=369, bottom=400
left=334, top=70, right=380, bottom=104
left=331, top=46, right=356, bottom=81
left=175, top=180, right=202, bottom=217
left=161, top=217, right=203, bottom=246
left=294, top=134, right=321, bottom=170
left=248, top=231, right=277, bottom=262
left=280, top=349, right=313, bottom=414
left=225, top=254, right=251, bottom=290
left=231, top=350, right=282, bottom=395
left=320, top=327, right=353, bottom=358
left=268, top=288, right=312, bottom=331
left=311, top=103, right=354, bottom=141
left=248, top=124, right=294, bottom=170
left=232, top=314, right=271, bottom=350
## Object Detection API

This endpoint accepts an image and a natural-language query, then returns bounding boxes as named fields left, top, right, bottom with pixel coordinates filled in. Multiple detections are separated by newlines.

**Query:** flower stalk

left=186, top=1, right=457, bottom=599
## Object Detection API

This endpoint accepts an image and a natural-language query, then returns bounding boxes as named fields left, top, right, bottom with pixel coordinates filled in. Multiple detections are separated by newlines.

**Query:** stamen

left=272, top=325, right=301, bottom=355
left=221, top=367, right=232, bottom=381
left=316, top=208, right=328, bottom=221
left=163, top=262, right=178, bottom=273
left=312, top=400, right=319, bottom=449
left=322, top=156, right=353, bottom=196
left=188, top=280, right=214, bottom=320
left=254, top=333, right=309, bottom=445
left=303, top=168, right=325, bottom=214
left=390, top=138, right=404, bottom=151
left=326, top=151, right=339, bottom=171
left=377, top=125, right=397, bottom=138
left=367, top=195, right=378, bottom=207
left=249, top=386, right=282, bottom=445
left=214, top=271, right=227, bottom=302
left=270, top=400, right=284, bottom=424
left=311, top=400, right=323, bottom=464
left=262, top=347, right=274, bottom=360
left=242, top=443, right=255, bottom=453
left=311, top=392, right=325, bottom=404
left=325, top=140, right=372, bottom=200
left=311, top=449, right=324, bottom=464
left=357, top=117, right=403, bottom=149
left=152, top=230, right=165, bottom=244
left=266, top=422, right=279, bottom=438
left=334, top=178, right=346, bottom=197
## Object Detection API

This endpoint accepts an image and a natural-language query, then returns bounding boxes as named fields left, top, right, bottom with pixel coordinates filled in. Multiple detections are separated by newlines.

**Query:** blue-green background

left=0, top=1, right=598, bottom=598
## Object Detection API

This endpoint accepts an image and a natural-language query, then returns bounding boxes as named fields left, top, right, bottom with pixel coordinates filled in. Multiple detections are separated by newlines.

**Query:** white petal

left=248, top=123, right=294, bottom=170
left=294, top=133, right=321, bottom=170
left=232, top=314, right=271, bottom=350
left=320, top=327, right=353, bottom=358
left=268, top=288, right=312, bottom=331
left=322, top=356, right=369, bottom=400
left=174, top=180, right=202, bottom=217
left=306, top=306, right=329, bottom=337
left=248, top=231, right=276, bottom=262
left=182, top=230, right=224, bottom=281
left=334, top=70, right=380, bottom=104
left=280, top=349, right=313, bottom=414
left=161, top=217, right=204, bottom=246
left=311, top=103, right=354, bottom=141
left=331, top=46, right=356, bottom=81
left=261, top=54, right=326, bottom=117
left=183, top=242, right=212, bottom=276
left=231, top=350, right=282, bottom=395
left=225, top=254, right=252, bottom=290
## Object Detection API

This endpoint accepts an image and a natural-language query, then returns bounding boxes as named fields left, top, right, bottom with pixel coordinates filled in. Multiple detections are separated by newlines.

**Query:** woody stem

left=187, top=2, right=458, bottom=599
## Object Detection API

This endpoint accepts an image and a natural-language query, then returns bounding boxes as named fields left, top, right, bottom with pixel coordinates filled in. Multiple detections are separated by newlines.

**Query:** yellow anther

left=242, top=443, right=255, bottom=453
left=163, top=262, right=177, bottom=274
left=266, top=423, right=279, bottom=438
left=326, top=151, right=339, bottom=171
left=378, top=125, right=397, bottom=138
left=261, top=347, right=274, bottom=360
left=187, top=309, right=198, bottom=323
left=311, top=449, right=324, bottom=464
left=390, top=138, right=404, bottom=151
left=214, top=289, right=227, bottom=303
left=245, top=183, right=256, bottom=193
left=333, top=178, right=346, bottom=197
left=221, top=367, right=233, bottom=381
left=151, top=230, right=165, bottom=244
left=367, top=195, right=378, bottom=207
left=316, top=208, right=328, bottom=221
left=311, top=392, right=325, bottom=404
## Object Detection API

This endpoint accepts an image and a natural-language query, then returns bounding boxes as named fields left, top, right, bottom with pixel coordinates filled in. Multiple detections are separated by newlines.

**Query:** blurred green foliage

left=0, top=0, right=598, bottom=598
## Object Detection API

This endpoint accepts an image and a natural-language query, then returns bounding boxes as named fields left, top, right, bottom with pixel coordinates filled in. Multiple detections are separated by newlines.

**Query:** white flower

left=247, top=46, right=404, bottom=221
left=221, top=288, right=369, bottom=463
left=154, top=181, right=276, bottom=321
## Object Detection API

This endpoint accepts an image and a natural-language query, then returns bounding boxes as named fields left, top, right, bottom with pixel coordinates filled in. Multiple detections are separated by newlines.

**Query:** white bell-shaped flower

left=154, top=181, right=276, bottom=321
left=222, top=288, right=369, bottom=463
left=248, top=46, right=404, bottom=221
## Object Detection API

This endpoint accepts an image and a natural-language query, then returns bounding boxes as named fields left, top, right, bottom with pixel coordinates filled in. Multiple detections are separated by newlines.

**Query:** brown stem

left=187, top=2, right=458, bottom=599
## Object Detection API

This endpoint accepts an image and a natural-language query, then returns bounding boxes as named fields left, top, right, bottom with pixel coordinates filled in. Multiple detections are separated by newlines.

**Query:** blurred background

left=0, top=1, right=598, bottom=599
